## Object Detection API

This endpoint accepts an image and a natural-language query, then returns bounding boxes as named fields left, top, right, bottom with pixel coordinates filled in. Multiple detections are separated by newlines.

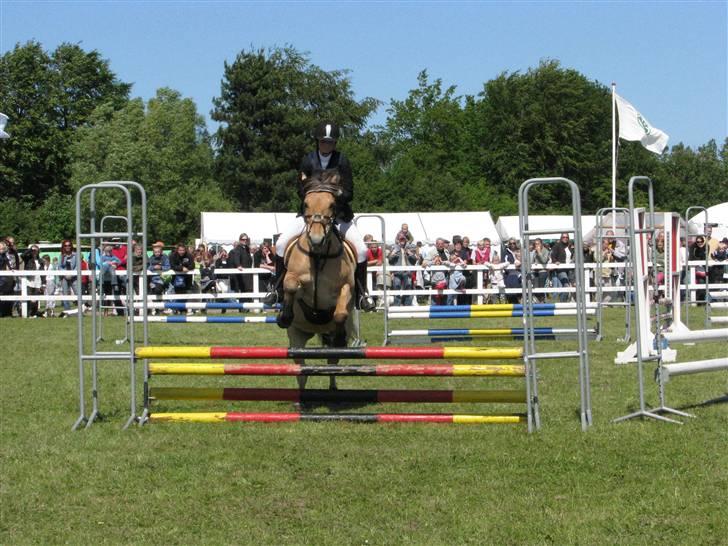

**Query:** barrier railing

left=2, top=261, right=726, bottom=315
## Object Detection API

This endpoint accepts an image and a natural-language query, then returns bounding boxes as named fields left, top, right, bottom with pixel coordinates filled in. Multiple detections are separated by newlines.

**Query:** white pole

left=611, top=83, right=617, bottom=233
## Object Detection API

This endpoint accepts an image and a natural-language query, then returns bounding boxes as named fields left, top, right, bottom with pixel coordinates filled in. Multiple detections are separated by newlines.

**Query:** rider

left=263, top=121, right=376, bottom=311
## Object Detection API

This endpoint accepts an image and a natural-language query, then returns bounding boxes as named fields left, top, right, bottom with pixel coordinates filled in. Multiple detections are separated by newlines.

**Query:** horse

left=277, top=169, right=357, bottom=391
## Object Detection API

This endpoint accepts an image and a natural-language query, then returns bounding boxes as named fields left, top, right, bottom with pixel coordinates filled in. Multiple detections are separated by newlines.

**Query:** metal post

left=594, top=207, right=632, bottom=342
left=72, top=181, right=148, bottom=430
left=613, top=176, right=681, bottom=424
left=683, top=206, right=710, bottom=329
left=354, top=215, right=388, bottom=345
left=518, top=177, right=592, bottom=431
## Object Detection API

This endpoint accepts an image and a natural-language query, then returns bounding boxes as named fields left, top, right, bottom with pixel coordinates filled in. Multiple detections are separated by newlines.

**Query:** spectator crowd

left=1, top=224, right=726, bottom=318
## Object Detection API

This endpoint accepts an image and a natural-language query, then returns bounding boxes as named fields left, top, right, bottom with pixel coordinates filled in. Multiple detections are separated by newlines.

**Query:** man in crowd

left=388, top=233, right=418, bottom=306
left=550, top=233, right=572, bottom=302
left=228, top=233, right=253, bottom=301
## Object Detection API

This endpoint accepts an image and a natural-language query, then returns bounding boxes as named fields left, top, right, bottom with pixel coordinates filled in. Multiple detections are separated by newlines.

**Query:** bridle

left=294, top=195, right=345, bottom=321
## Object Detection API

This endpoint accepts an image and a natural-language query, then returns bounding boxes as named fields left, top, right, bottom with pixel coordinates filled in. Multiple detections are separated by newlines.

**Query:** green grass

left=1, top=309, right=726, bottom=545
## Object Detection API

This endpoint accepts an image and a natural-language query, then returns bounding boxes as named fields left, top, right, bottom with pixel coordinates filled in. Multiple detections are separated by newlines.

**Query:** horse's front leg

left=277, top=272, right=301, bottom=329
left=332, top=283, right=352, bottom=348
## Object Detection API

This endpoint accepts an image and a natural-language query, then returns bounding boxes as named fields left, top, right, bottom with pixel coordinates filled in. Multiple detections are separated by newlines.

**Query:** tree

left=0, top=41, right=130, bottom=204
left=211, top=46, right=378, bottom=212
left=468, top=60, right=617, bottom=215
left=370, top=70, right=470, bottom=211
left=654, top=139, right=728, bottom=213
left=68, top=88, right=230, bottom=243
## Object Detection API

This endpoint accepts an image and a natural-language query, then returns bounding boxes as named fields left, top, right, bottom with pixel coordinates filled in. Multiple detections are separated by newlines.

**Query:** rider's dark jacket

left=297, top=150, right=354, bottom=222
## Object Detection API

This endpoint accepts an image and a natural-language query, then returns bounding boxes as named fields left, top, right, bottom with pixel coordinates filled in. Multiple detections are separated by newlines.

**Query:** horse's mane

left=302, top=168, right=342, bottom=197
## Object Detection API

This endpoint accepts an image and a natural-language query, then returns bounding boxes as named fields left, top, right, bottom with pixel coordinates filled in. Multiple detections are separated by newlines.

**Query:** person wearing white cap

left=264, top=121, right=375, bottom=311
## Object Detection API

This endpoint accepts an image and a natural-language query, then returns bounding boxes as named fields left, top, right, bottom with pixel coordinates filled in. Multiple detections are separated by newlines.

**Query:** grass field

left=1, top=309, right=726, bottom=545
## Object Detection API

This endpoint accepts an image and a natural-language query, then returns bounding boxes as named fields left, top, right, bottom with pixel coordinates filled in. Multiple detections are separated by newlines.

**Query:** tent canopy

left=496, top=215, right=597, bottom=242
left=200, top=211, right=500, bottom=246
left=688, top=202, right=728, bottom=240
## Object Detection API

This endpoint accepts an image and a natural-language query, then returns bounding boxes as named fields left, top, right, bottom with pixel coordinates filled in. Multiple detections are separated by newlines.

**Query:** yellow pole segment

left=443, top=347, right=523, bottom=359
left=136, top=346, right=212, bottom=359
left=150, top=412, right=228, bottom=423
left=148, top=363, right=226, bottom=375
left=452, top=414, right=526, bottom=424
left=451, top=364, right=526, bottom=377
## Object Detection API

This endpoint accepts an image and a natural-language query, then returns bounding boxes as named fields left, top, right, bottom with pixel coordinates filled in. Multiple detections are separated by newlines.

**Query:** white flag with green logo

left=0, top=113, right=9, bottom=139
left=615, top=93, right=669, bottom=154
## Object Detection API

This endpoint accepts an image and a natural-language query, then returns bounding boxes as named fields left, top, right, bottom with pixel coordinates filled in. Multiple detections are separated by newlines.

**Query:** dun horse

left=278, top=169, right=357, bottom=390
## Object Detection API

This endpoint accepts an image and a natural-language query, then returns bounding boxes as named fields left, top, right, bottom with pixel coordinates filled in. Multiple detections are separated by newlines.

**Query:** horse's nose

left=309, top=230, right=324, bottom=246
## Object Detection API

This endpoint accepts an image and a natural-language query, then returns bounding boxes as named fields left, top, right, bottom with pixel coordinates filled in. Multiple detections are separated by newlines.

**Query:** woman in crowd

left=147, top=243, right=171, bottom=298
left=21, top=244, right=45, bottom=317
left=100, top=244, right=122, bottom=315
left=688, top=235, right=708, bottom=303
left=59, top=239, right=79, bottom=311
left=530, top=238, right=549, bottom=303
left=503, top=238, right=522, bottom=304
left=254, top=240, right=276, bottom=294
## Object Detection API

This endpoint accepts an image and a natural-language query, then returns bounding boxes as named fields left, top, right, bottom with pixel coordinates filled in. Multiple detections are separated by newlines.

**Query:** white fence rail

left=1, top=261, right=726, bottom=317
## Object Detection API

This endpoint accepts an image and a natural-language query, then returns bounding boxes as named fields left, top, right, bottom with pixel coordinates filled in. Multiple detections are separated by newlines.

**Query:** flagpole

left=611, top=82, right=617, bottom=233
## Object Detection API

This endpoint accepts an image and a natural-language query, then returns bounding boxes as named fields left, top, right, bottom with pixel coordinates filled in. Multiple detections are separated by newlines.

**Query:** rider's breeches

left=275, top=216, right=367, bottom=262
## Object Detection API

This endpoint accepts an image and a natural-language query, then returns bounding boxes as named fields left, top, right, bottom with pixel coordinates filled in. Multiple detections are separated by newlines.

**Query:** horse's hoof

left=359, top=296, right=377, bottom=312
left=277, top=311, right=293, bottom=329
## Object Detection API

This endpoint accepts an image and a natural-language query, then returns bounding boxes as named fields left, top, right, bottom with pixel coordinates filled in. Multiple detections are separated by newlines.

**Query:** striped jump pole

left=388, top=309, right=595, bottom=319
left=133, top=302, right=280, bottom=310
left=150, top=387, right=527, bottom=404
left=136, top=346, right=523, bottom=360
left=389, top=327, right=596, bottom=340
left=133, top=316, right=277, bottom=324
left=148, top=362, right=526, bottom=377
left=149, top=412, right=527, bottom=424
left=388, top=303, right=597, bottom=313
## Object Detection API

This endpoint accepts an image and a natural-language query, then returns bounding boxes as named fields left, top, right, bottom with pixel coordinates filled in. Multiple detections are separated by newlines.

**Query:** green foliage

left=653, top=139, right=728, bottom=213
left=68, top=88, right=231, bottom=243
left=469, top=60, right=615, bottom=213
left=369, top=71, right=470, bottom=211
left=211, top=46, right=379, bottom=212
left=2, top=42, right=726, bottom=246
left=0, top=41, right=130, bottom=204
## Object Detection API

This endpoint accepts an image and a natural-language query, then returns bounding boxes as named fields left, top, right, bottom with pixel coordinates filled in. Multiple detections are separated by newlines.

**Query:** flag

left=0, top=113, right=9, bottom=139
left=614, top=93, right=669, bottom=154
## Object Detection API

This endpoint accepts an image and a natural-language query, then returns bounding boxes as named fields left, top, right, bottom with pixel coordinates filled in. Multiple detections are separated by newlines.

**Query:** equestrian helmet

left=314, top=121, right=340, bottom=142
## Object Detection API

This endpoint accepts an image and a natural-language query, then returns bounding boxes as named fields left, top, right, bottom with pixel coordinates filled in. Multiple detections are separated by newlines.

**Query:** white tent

left=200, top=211, right=500, bottom=246
left=354, top=213, right=427, bottom=243
left=495, top=215, right=597, bottom=242
left=418, top=212, right=500, bottom=245
left=199, top=212, right=295, bottom=245
left=688, top=202, right=728, bottom=241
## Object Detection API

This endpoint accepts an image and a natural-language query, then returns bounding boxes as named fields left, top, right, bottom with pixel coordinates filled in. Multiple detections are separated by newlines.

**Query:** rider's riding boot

left=355, top=261, right=376, bottom=312
left=262, top=256, right=286, bottom=305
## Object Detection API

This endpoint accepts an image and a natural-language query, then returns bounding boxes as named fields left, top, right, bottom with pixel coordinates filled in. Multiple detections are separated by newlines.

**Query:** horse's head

left=302, top=169, right=341, bottom=250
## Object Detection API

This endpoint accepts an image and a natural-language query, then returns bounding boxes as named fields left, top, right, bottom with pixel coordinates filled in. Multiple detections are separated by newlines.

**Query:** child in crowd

left=199, top=254, right=217, bottom=296
left=488, top=254, right=507, bottom=304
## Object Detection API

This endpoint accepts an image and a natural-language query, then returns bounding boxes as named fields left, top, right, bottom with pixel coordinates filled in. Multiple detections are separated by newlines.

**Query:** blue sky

left=2, top=1, right=726, bottom=148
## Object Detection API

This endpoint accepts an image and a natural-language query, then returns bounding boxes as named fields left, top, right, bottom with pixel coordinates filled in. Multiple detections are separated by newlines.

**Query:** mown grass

left=1, top=309, right=726, bottom=545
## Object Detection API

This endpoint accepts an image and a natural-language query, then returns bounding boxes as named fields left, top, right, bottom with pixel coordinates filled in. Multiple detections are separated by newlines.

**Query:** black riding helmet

left=314, top=121, right=340, bottom=142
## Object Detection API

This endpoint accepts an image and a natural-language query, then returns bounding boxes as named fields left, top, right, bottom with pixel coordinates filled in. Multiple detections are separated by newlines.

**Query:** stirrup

left=262, top=291, right=280, bottom=305
left=359, top=295, right=376, bottom=312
